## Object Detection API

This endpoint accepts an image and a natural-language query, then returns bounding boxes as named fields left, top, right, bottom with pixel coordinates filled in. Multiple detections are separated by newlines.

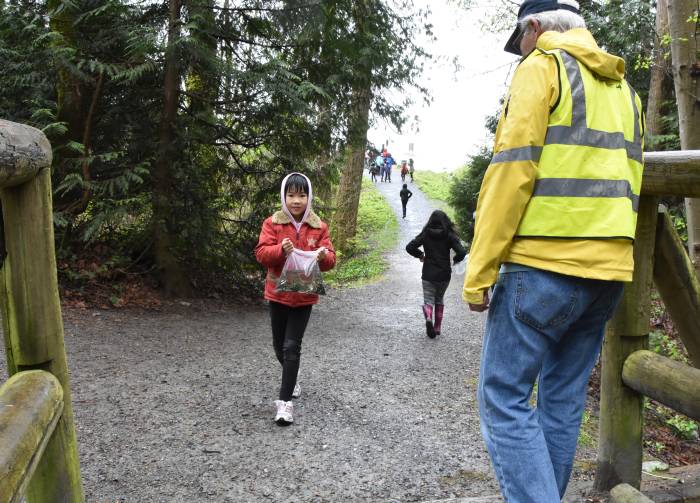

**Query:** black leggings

left=269, top=301, right=312, bottom=401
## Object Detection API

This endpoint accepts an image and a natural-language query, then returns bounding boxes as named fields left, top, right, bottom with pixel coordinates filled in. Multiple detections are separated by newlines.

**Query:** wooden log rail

left=0, top=371, right=63, bottom=503
left=610, top=483, right=655, bottom=503
left=0, top=120, right=84, bottom=501
left=654, top=208, right=700, bottom=367
left=623, top=350, right=700, bottom=422
left=642, top=151, right=700, bottom=197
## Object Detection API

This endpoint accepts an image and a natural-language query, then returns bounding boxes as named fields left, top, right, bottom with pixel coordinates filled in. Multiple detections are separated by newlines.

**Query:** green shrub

left=448, top=147, right=492, bottom=246
left=666, top=414, right=699, bottom=441
left=649, top=329, right=688, bottom=363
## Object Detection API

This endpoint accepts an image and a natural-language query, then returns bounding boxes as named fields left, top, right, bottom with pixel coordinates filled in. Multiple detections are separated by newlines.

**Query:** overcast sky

left=368, top=0, right=518, bottom=172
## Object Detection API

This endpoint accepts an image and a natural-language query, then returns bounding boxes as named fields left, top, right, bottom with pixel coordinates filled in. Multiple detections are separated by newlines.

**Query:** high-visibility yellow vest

left=504, top=49, right=644, bottom=240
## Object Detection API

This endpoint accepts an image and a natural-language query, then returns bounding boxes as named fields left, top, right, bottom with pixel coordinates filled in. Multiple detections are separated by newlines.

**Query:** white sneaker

left=274, top=400, right=294, bottom=425
left=292, top=383, right=301, bottom=399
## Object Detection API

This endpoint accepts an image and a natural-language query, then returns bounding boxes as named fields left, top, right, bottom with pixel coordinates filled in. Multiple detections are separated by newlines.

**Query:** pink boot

left=422, top=304, right=436, bottom=338
left=434, top=304, right=445, bottom=335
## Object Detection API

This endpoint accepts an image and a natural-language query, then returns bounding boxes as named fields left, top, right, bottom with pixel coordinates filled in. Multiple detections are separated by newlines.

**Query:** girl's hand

left=316, top=247, right=327, bottom=262
left=282, top=238, right=294, bottom=256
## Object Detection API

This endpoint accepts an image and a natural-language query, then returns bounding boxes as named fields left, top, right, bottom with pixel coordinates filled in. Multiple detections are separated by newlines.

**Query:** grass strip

left=412, top=170, right=457, bottom=222
left=326, top=179, right=399, bottom=287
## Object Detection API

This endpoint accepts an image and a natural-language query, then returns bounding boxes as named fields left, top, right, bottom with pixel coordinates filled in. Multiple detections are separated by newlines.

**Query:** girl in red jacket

left=255, top=173, right=336, bottom=425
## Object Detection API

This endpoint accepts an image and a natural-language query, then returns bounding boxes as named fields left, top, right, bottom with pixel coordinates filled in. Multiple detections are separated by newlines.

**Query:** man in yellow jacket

left=463, top=0, right=644, bottom=501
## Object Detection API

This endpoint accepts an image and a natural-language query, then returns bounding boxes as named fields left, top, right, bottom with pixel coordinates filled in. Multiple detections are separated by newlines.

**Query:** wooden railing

left=596, top=150, right=700, bottom=501
left=0, top=120, right=84, bottom=502
left=0, top=371, right=64, bottom=502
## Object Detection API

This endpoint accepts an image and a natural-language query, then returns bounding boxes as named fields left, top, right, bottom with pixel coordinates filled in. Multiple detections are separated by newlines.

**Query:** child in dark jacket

left=255, top=173, right=336, bottom=425
left=399, top=184, right=413, bottom=219
left=406, top=210, right=466, bottom=338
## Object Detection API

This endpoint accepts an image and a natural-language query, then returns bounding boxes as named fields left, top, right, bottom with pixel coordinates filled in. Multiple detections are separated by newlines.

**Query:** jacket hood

left=426, top=226, right=447, bottom=239
left=280, top=172, right=313, bottom=234
left=536, top=28, right=625, bottom=81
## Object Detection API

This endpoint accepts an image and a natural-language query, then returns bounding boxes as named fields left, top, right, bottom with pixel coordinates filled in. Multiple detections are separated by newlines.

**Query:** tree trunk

left=332, top=84, right=371, bottom=250
left=186, top=0, right=217, bottom=120
left=645, top=0, right=671, bottom=150
left=332, top=0, right=372, bottom=250
left=668, top=0, right=700, bottom=273
left=47, top=0, right=87, bottom=185
left=183, top=0, right=220, bottom=263
left=153, top=0, right=191, bottom=297
left=313, top=7, right=341, bottom=209
left=80, top=70, right=105, bottom=210
left=48, top=0, right=84, bottom=139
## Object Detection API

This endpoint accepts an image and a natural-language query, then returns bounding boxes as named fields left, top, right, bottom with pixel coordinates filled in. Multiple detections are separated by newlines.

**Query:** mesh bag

left=276, top=249, right=326, bottom=295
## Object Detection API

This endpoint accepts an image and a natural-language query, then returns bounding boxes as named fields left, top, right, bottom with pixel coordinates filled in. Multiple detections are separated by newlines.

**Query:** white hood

left=280, top=172, right=313, bottom=234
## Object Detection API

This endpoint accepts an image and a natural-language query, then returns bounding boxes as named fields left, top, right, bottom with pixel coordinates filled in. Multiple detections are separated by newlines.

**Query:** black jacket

left=406, top=226, right=467, bottom=282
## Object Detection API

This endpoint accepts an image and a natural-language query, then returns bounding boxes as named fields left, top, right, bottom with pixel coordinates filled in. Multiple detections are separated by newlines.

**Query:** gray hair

left=519, top=1, right=586, bottom=34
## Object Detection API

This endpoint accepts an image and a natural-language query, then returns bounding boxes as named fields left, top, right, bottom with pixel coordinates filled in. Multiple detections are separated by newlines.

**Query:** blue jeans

left=478, top=268, right=623, bottom=503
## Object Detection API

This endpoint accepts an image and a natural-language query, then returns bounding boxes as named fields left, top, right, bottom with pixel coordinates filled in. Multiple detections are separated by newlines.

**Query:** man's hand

left=316, top=247, right=327, bottom=262
left=282, top=238, right=294, bottom=256
left=469, top=290, right=490, bottom=312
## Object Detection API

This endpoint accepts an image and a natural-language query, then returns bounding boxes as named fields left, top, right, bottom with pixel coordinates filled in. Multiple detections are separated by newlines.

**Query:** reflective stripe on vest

left=533, top=178, right=640, bottom=212
left=513, top=49, right=644, bottom=240
left=492, top=146, right=543, bottom=164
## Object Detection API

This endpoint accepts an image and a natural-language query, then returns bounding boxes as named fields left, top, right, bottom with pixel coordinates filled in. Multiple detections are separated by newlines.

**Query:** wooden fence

left=596, top=150, right=700, bottom=501
left=0, top=120, right=84, bottom=502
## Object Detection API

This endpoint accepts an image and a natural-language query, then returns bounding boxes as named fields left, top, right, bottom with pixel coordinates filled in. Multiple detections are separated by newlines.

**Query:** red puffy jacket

left=255, top=210, right=336, bottom=307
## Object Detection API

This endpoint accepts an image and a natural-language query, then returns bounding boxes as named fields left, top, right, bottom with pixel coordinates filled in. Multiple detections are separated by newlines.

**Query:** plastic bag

left=452, top=254, right=469, bottom=276
left=276, top=249, right=326, bottom=295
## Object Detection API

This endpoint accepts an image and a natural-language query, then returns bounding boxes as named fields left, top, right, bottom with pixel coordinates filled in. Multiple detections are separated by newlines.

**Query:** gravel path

left=1, top=175, right=593, bottom=502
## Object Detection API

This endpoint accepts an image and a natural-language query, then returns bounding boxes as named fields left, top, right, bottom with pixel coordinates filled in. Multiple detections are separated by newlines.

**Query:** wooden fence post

left=0, top=121, right=84, bottom=502
left=595, top=195, right=658, bottom=491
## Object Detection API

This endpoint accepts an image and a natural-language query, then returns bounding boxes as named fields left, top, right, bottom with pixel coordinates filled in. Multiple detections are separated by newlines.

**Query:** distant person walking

left=406, top=210, right=466, bottom=338
left=370, top=163, right=379, bottom=183
left=399, top=184, right=413, bottom=219
left=385, top=154, right=394, bottom=183
left=409, top=158, right=415, bottom=182
left=255, top=173, right=336, bottom=426
left=400, top=161, right=409, bottom=182
left=375, top=154, right=386, bottom=182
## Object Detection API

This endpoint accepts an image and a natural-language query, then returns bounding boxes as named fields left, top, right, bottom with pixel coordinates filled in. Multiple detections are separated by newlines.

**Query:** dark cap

left=504, top=0, right=581, bottom=55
